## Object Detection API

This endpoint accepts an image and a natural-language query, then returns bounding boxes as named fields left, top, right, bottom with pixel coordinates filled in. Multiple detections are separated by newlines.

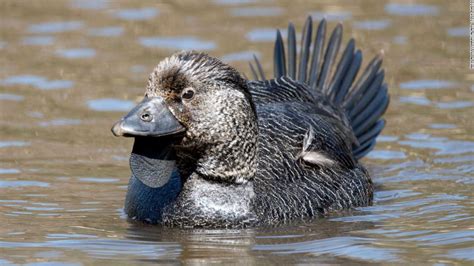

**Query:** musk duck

left=112, top=17, right=389, bottom=228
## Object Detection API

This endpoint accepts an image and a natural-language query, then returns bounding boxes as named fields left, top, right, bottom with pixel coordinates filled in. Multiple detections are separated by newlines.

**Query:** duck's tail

left=249, top=16, right=389, bottom=160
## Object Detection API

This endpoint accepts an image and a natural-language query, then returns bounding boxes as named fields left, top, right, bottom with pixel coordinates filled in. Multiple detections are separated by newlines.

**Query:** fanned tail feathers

left=249, top=16, right=389, bottom=160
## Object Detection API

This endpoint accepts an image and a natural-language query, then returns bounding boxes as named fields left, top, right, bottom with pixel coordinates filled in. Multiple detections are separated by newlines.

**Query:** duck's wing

left=249, top=77, right=348, bottom=131
left=249, top=16, right=389, bottom=160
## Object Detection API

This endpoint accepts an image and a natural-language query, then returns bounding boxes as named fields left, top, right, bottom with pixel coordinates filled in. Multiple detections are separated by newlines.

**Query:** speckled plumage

left=120, top=17, right=388, bottom=228
left=146, top=52, right=258, bottom=185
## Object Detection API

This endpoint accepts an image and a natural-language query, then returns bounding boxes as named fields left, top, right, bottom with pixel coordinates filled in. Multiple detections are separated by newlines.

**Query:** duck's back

left=246, top=17, right=389, bottom=224
left=249, top=77, right=372, bottom=224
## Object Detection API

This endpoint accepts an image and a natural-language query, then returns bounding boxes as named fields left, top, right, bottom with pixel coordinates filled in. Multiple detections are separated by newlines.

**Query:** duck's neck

left=176, top=95, right=258, bottom=184
left=196, top=131, right=258, bottom=183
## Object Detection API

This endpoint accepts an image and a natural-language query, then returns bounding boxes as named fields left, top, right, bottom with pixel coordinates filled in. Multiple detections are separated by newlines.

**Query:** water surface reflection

left=0, top=0, right=471, bottom=264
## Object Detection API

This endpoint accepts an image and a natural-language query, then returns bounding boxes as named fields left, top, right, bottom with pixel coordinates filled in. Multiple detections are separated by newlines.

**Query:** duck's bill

left=111, top=97, right=185, bottom=137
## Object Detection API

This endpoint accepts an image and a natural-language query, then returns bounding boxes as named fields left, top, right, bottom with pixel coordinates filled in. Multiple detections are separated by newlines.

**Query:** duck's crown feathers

left=146, top=51, right=254, bottom=110
left=149, top=51, right=245, bottom=89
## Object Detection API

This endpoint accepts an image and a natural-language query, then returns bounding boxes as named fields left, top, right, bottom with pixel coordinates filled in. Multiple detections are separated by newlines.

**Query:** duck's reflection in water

left=126, top=223, right=256, bottom=264
left=125, top=217, right=378, bottom=264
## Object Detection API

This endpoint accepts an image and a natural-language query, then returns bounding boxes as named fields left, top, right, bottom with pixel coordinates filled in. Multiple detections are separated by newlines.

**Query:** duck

left=112, top=16, right=389, bottom=228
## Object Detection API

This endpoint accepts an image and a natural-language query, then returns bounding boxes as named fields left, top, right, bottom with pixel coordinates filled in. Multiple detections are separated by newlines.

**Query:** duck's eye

left=181, top=88, right=195, bottom=100
left=140, top=112, right=153, bottom=122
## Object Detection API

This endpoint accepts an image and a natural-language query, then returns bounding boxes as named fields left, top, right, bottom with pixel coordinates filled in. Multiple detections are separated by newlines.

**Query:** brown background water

left=0, top=0, right=472, bottom=264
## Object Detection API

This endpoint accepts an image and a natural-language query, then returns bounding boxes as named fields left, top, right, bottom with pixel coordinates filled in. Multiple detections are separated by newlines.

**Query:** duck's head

left=112, top=51, right=258, bottom=184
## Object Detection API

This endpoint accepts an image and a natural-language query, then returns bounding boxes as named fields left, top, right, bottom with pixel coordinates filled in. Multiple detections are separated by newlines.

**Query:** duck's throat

left=176, top=137, right=258, bottom=184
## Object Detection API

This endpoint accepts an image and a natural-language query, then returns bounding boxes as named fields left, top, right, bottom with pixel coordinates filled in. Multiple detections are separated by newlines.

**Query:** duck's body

left=114, top=17, right=389, bottom=228
left=160, top=77, right=374, bottom=227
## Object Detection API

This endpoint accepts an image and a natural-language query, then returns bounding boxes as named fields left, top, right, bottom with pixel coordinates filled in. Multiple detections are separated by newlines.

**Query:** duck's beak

left=111, top=97, right=185, bottom=137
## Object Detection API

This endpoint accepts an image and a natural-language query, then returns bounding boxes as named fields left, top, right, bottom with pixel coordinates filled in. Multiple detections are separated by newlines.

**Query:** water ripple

left=447, top=27, right=469, bottom=37
left=435, top=101, right=473, bottom=109
left=0, top=93, right=24, bottom=101
left=78, top=177, right=120, bottom=183
left=38, top=119, right=81, bottom=127
left=385, top=3, right=439, bottom=16
left=399, top=134, right=474, bottom=155
left=70, top=0, right=108, bottom=10
left=221, top=51, right=260, bottom=62
left=254, top=236, right=399, bottom=262
left=88, top=26, right=124, bottom=37
left=87, top=98, right=135, bottom=112
left=377, top=135, right=399, bottom=142
left=246, top=28, right=285, bottom=42
left=230, top=7, right=283, bottom=17
left=330, top=212, right=402, bottom=222
left=22, top=36, right=55, bottom=46
left=374, top=189, right=422, bottom=202
left=434, top=155, right=474, bottom=164
left=429, top=123, right=456, bottom=129
left=353, top=20, right=391, bottom=30
left=1, top=75, right=73, bottom=90
left=407, top=230, right=474, bottom=246
left=0, top=238, right=180, bottom=260
left=311, top=11, right=352, bottom=21
left=399, top=95, right=431, bottom=106
left=383, top=170, right=465, bottom=183
left=0, top=259, right=14, bottom=266
left=0, top=180, right=49, bottom=188
left=400, top=79, right=457, bottom=90
left=29, top=21, right=84, bottom=34
left=0, top=141, right=30, bottom=148
left=366, top=150, right=407, bottom=160
left=139, top=36, right=216, bottom=50
left=56, top=48, right=96, bottom=59
left=0, top=169, right=21, bottom=175
left=114, top=8, right=159, bottom=21
left=443, top=247, right=474, bottom=261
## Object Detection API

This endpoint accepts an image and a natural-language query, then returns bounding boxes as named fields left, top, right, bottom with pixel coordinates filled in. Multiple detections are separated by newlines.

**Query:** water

left=399, top=79, right=458, bottom=90
left=1, top=75, right=74, bottom=90
left=246, top=28, right=287, bottom=42
left=229, top=7, right=284, bottom=17
left=0, top=0, right=472, bottom=264
left=139, top=36, right=217, bottom=51
left=384, top=3, right=440, bottom=16
left=28, top=21, right=84, bottom=34
left=86, top=98, right=135, bottom=112
left=352, top=20, right=392, bottom=31
left=21, top=36, right=56, bottom=46
left=113, top=8, right=159, bottom=21
left=87, top=27, right=124, bottom=37
left=221, top=51, right=261, bottom=63
left=56, top=48, right=96, bottom=59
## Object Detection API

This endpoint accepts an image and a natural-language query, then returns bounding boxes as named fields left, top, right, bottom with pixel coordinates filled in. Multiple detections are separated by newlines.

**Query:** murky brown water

left=1, top=0, right=472, bottom=264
